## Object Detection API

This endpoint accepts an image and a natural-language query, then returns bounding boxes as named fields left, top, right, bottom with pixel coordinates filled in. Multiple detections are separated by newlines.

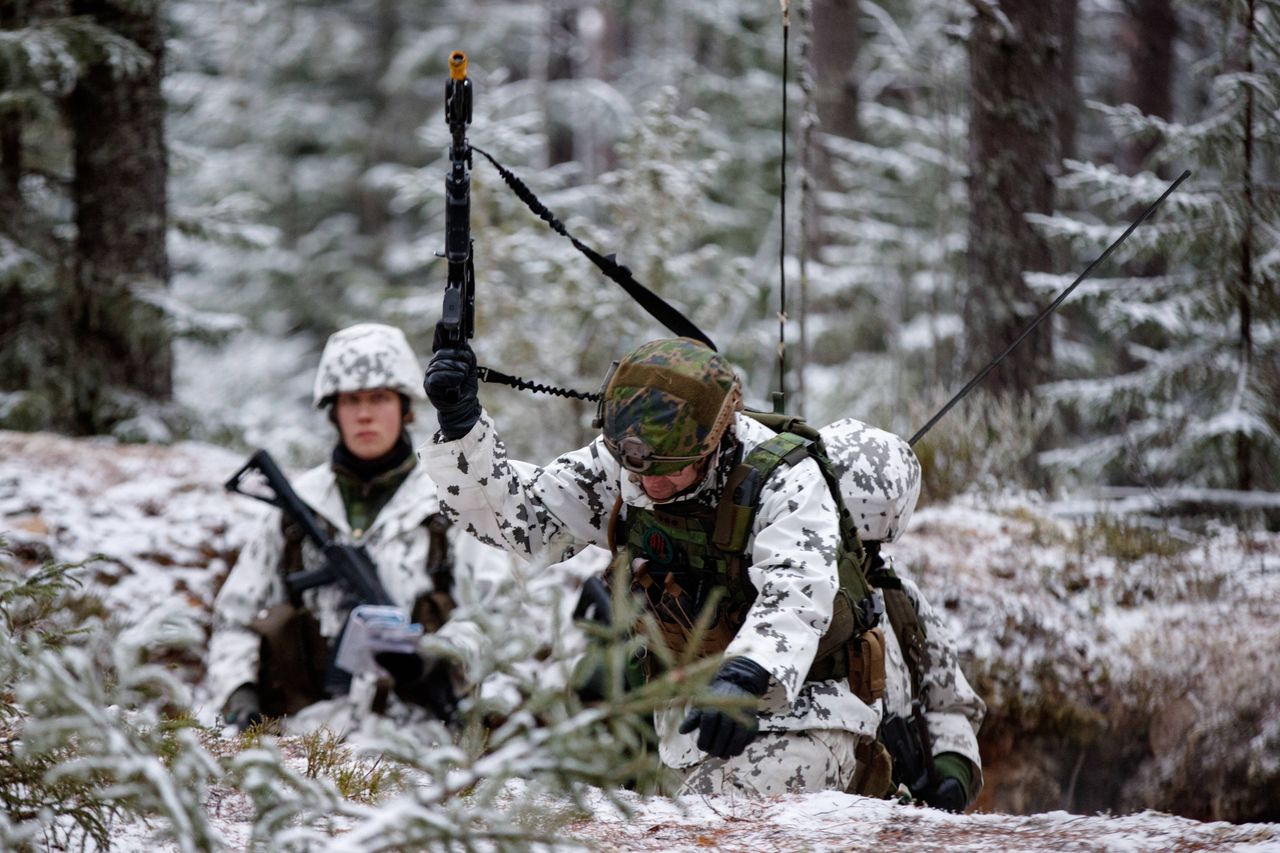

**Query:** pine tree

left=0, top=536, right=721, bottom=850
left=0, top=4, right=174, bottom=436
left=0, top=543, right=220, bottom=851
left=1035, top=0, right=1280, bottom=492
left=791, top=0, right=971, bottom=434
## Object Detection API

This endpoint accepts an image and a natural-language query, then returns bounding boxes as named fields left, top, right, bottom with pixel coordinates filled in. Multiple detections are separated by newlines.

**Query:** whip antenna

left=776, top=0, right=791, bottom=408
left=908, top=169, right=1192, bottom=446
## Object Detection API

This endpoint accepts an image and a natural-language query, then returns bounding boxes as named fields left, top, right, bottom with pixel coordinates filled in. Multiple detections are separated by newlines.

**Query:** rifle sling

left=866, top=542, right=928, bottom=701
left=472, top=146, right=716, bottom=350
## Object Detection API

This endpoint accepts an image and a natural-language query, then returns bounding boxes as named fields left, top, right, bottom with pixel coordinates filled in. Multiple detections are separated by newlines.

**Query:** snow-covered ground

left=3, top=428, right=1279, bottom=850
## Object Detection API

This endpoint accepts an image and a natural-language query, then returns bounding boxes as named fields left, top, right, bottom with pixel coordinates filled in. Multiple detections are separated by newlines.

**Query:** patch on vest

left=641, top=526, right=676, bottom=565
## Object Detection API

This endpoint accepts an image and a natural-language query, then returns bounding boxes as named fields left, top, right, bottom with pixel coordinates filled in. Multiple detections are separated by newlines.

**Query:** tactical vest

left=250, top=511, right=457, bottom=717
left=609, top=428, right=887, bottom=702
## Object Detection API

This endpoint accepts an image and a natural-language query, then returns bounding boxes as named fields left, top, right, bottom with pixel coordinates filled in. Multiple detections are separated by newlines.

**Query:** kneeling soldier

left=422, top=336, right=884, bottom=796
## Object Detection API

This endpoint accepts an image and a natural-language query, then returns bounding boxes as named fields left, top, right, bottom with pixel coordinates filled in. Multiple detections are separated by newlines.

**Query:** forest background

left=2, top=0, right=1276, bottom=493
left=1, top=0, right=1279, bottom=848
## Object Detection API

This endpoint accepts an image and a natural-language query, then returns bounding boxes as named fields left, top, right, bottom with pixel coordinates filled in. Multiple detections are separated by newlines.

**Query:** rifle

left=438, top=50, right=475, bottom=348
left=879, top=706, right=932, bottom=795
left=225, top=450, right=394, bottom=607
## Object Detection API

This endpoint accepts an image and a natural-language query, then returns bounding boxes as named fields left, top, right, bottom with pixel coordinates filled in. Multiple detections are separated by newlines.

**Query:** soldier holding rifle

left=206, top=324, right=513, bottom=734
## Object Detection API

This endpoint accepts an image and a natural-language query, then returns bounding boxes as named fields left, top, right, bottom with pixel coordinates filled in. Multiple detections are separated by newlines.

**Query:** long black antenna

left=908, top=169, right=1192, bottom=447
left=777, top=0, right=790, bottom=406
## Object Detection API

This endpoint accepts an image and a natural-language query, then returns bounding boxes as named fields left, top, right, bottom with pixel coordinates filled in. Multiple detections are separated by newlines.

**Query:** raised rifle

left=225, top=449, right=393, bottom=607
left=438, top=50, right=475, bottom=348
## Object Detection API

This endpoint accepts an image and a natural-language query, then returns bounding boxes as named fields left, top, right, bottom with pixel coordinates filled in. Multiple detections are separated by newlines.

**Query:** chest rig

left=250, top=510, right=458, bottom=717
left=609, top=429, right=886, bottom=699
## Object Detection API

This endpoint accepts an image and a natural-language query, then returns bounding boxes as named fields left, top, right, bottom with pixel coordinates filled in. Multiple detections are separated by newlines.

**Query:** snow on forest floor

left=3, top=429, right=1280, bottom=851
left=102, top=781, right=1280, bottom=852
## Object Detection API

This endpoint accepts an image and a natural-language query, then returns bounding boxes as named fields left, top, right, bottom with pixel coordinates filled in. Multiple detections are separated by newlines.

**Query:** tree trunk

left=1058, top=0, right=1079, bottom=162
left=964, top=0, right=1063, bottom=396
left=1235, top=0, right=1256, bottom=491
left=357, top=0, right=400, bottom=236
left=545, top=0, right=578, bottom=167
left=1118, top=0, right=1177, bottom=174
left=65, top=0, right=171, bottom=433
left=808, top=0, right=861, bottom=250
left=811, top=0, right=861, bottom=143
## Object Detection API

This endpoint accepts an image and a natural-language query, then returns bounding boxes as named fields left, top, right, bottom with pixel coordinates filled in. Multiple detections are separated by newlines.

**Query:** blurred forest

left=1, top=0, right=1278, bottom=504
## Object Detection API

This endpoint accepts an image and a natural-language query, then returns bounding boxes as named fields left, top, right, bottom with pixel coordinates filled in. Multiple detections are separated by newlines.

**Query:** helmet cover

left=600, top=338, right=742, bottom=475
left=312, top=323, right=426, bottom=408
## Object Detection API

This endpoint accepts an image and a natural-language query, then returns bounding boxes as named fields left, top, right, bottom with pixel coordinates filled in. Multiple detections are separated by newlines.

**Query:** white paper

left=334, top=605, right=424, bottom=675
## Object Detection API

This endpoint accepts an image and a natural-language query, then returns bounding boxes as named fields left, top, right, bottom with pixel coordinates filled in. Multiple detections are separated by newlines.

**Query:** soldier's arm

left=900, top=573, right=986, bottom=787
left=205, top=512, right=287, bottom=711
left=418, top=410, right=620, bottom=559
left=429, top=530, right=520, bottom=681
left=722, top=456, right=842, bottom=704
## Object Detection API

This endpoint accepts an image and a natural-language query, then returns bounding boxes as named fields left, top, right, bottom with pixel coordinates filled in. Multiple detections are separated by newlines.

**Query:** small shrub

left=1079, top=515, right=1194, bottom=564
left=299, top=726, right=406, bottom=803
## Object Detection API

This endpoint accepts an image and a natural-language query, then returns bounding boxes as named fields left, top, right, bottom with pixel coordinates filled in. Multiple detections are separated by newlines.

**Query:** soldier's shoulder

left=294, top=461, right=336, bottom=494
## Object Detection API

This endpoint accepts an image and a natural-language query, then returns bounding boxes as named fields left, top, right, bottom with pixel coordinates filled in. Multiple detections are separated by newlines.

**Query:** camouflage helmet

left=600, top=338, right=742, bottom=475
left=312, top=323, right=426, bottom=408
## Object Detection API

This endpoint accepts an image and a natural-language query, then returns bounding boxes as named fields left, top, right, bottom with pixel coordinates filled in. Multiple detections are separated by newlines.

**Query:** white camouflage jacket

left=420, top=410, right=882, bottom=768
left=206, top=456, right=513, bottom=718
left=878, top=566, right=986, bottom=792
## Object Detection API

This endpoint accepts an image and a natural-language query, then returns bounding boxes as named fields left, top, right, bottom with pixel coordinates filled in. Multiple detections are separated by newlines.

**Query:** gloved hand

left=222, top=683, right=263, bottom=732
left=570, top=575, right=618, bottom=703
left=678, top=657, right=770, bottom=760
left=425, top=324, right=480, bottom=440
left=375, top=650, right=459, bottom=723
left=572, top=575, right=613, bottom=627
left=917, top=752, right=975, bottom=812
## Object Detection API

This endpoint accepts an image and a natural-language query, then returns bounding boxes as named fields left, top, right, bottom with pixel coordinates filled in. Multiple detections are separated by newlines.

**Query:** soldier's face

left=334, top=388, right=403, bottom=460
left=638, top=457, right=707, bottom=501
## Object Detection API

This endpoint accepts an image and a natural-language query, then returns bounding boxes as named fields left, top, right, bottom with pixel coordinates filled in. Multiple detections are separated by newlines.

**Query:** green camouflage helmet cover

left=601, top=338, right=742, bottom=475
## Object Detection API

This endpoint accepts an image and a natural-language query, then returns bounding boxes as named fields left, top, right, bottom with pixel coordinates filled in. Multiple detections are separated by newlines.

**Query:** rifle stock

left=225, top=450, right=393, bottom=607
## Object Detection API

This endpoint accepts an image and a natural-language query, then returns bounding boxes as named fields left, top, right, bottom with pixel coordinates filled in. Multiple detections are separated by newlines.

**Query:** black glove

left=917, top=752, right=975, bottom=812
left=222, top=683, right=263, bottom=732
left=570, top=576, right=613, bottom=703
left=425, top=325, right=480, bottom=440
left=572, top=575, right=613, bottom=626
left=678, top=657, right=770, bottom=760
left=375, top=650, right=459, bottom=723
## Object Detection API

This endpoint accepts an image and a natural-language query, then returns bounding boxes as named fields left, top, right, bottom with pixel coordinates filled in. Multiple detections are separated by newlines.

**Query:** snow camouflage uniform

left=423, top=339, right=902, bottom=795
left=206, top=324, right=513, bottom=734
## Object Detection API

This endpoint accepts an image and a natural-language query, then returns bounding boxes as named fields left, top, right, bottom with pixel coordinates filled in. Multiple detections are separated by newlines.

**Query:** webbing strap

left=866, top=543, right=928, bottom=701
left=472, top=146, right=716, bottom=350
left=712, top=432, right=810, bottom=553
left=731, top=431, right=875, bottom=622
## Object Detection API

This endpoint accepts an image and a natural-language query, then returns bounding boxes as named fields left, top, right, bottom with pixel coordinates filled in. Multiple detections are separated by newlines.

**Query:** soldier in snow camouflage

left=421, top=336, right=884, bottom=796
left=206, top=324, right=513, bottom=735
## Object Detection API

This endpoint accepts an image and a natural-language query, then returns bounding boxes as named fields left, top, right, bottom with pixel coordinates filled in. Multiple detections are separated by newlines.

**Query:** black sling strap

left=472, top=146, right=717, bottom=351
